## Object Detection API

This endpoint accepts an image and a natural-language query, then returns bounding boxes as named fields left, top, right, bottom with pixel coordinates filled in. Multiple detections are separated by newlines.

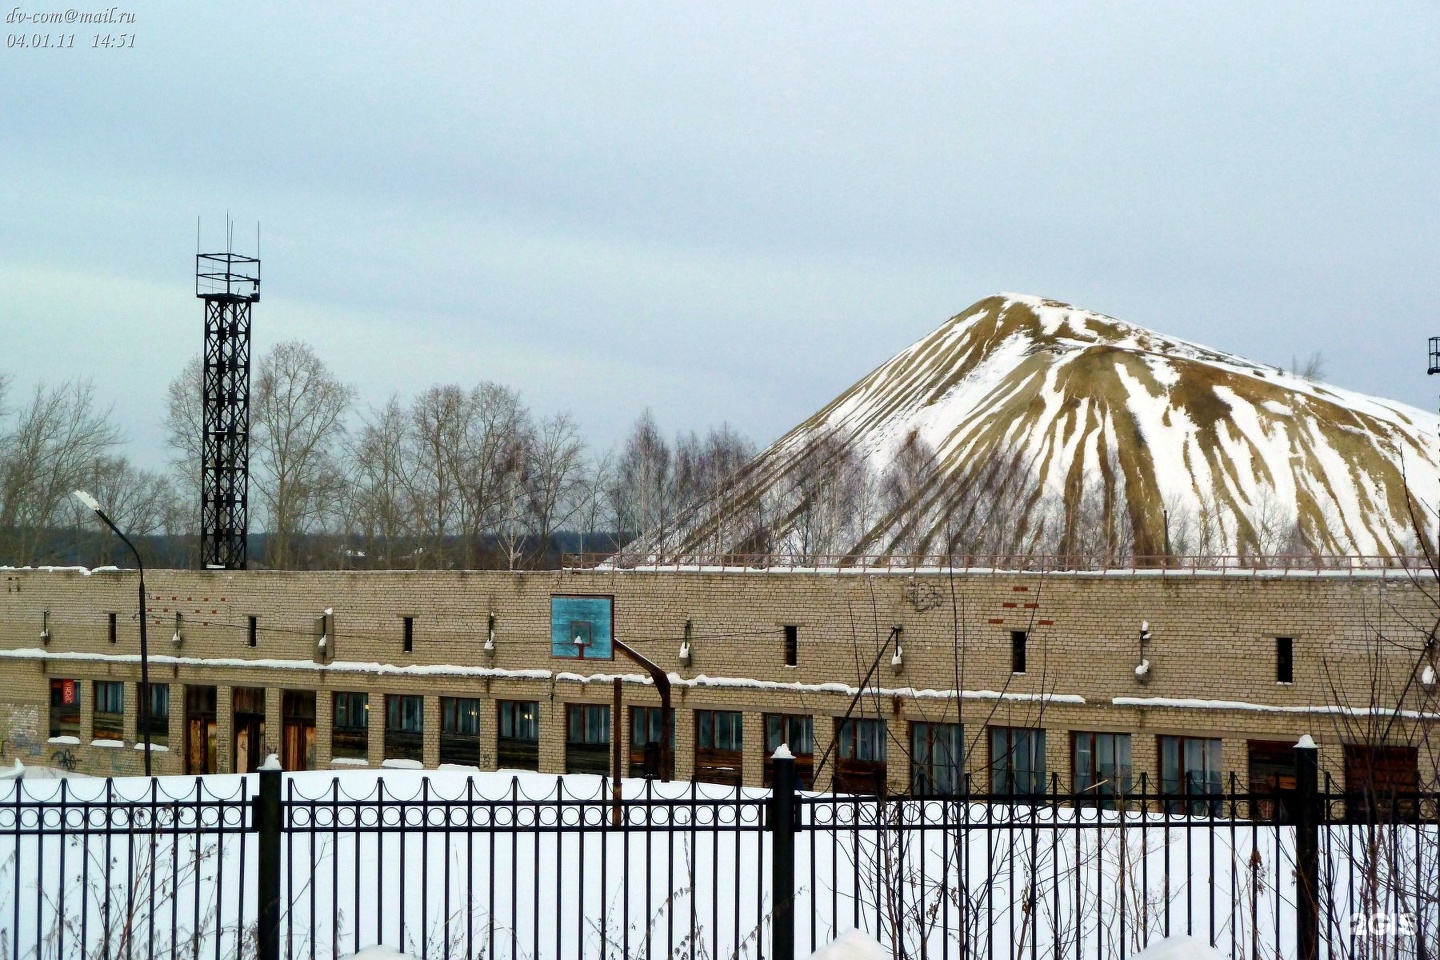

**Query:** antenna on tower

left=195, top=217, right=261, bottom=570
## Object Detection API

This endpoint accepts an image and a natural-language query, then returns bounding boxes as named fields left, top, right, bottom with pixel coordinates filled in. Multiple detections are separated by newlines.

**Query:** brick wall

left=0, top=566, right=1434, bottom=791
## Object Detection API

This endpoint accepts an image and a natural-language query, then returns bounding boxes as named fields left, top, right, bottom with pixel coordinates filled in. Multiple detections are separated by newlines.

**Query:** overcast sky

left=3, top=2, right=1438, bottom=471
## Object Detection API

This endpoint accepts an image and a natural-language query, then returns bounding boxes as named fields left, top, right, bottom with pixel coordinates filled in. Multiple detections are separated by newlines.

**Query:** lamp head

left=72, top=490, right=102, bottom=513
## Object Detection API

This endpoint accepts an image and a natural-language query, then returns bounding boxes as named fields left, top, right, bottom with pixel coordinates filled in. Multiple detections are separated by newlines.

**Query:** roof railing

left=560, top=552, right=1436, bottom=577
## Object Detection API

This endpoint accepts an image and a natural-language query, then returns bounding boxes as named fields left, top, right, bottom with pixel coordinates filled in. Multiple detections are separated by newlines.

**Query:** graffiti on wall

left=3, top=706, right=42, bottom=760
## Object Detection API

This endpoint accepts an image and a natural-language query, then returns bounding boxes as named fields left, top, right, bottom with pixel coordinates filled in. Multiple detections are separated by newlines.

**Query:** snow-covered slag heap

left=644, top=294, right=1440, bottom=562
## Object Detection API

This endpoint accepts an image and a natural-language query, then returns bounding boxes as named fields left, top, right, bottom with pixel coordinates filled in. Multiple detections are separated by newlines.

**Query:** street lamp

left=73, top=490, right=153, bottom=776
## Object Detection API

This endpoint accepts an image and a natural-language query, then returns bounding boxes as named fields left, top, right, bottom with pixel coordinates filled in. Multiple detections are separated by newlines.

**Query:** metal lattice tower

left=196, top=251, right=260, bottom=569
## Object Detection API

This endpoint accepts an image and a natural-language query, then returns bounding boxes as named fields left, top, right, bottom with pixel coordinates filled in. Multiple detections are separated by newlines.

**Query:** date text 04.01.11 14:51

left=4, top=32, right=136, bottom=48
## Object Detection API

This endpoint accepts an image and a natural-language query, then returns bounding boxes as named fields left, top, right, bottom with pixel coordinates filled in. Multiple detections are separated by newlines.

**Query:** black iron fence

left=0, top=753, right=1436, bottom=960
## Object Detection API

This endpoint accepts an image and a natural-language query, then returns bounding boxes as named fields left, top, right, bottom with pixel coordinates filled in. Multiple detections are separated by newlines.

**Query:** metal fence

left=0, top=754, right=1435, bottom=960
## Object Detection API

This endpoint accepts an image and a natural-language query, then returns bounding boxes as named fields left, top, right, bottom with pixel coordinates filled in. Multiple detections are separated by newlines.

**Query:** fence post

left=770, top=745, right=797, bottom=960
left=1294, top=735, right=1320, bottom=960
left=256, top=756, right=282, bottom=960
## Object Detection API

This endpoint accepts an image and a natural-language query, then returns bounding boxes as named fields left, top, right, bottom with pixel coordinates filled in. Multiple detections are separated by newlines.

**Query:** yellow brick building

left=1, top=564, right=1435, bottom=799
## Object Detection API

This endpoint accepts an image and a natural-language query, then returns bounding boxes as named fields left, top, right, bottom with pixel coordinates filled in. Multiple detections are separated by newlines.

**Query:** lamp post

left=73, top=490, right=152, bottom=776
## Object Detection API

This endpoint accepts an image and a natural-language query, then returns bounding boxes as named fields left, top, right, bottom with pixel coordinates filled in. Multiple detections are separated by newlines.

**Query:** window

left=281, top=690, right=317, bottom=771
left=835, top=718, right=888, bottom=794
left=1072, top=732, right=1132, bottom=804
left=911, top=722, right=964, bottom=796
left=144, top=683, right=169, bottom=746
left=232, top=687, right=266, bottom=774
left=497, top=700, right=539, bottom=771
left=108, top=612, right=117, bottom=644
left=629, top=706, right=674, bottom=779
left=248, top=616, right=258, bottom=647
left=185, top=686, right=217, bottom=775
left=764, top=713, right=814, bottom=788
left=695, top=710, right=744, bottom=786
left=1276, top=637, right=1293, bottom=684
left=565, top=703, right=611, bottom=775
left=990, top=726, right=1047, bottom=797
left=568, top=704, right=610, bottom=744
left=49, top=679, right=80, bottom=739
left=783, top=625, right=798, bottom=666
left=93, top=681, right=124, bottom=741
left=403, top=616, right=414, bottom=654
left=697, top=710, right=743, bottom=751
left=440, top=696, right=480, bottom=766
left=332, top=692, right=369, bottom=761
left=1344, top=743, right=1419, bottom=821
left=499, top=700, right=539, bottom=740
left=1011, top=631, right=1027, bottom=674
left=385, top=695, right=424, bottom=762
left=1248, top=740, right=1299, bottom=822
left=1159, top=735, right=1222, bottom=815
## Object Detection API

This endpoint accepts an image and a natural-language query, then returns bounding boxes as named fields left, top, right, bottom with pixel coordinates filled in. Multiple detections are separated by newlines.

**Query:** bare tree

left=456, top=382, right=530, bottom=568
left=344, top=395, right=416, bottom=568
left=613, top=410, right=673, bottom=544
left=405, top=384, right=468, bottom=568
left=0, top=379, right=123, bottom=564
left=524, top=411, right=587, bottom=565
left=1290, top=351, right=1327, bottom=381
left=160, top=355, right=204, bottom=553
left=879, top=429, right=944, bottom=556
left=573, top=452, right=617, bottom=557
left=64, top=457, right=175, bottom=567
left=251, top=341, right=354, bottom=569
left=771, top=429, right=876, bottom=558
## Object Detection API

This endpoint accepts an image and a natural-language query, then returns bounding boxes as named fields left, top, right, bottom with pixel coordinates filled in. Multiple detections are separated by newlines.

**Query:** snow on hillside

left=648, top=294, right=1440, bottom=561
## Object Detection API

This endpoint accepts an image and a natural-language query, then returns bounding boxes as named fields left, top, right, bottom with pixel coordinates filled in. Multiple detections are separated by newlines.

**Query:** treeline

left=0, top=343, right=755, bottom=570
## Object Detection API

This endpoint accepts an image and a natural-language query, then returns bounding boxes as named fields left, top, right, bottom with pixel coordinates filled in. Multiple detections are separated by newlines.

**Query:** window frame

left=331, top=691, right=370, bottom=761
left=497, top=699, right=540, bottom=771
left=834, top=717, right=889, bottom=794
left=439, top=695, right=481, bottom=766
left=990, top=726, right=1047, bottom=797
left=1158, top=734, right=1223, bottom=815
left=384, top=694, right=424, bottom=762
left=1276, top=636, right=1294, bottom=684
left=694, top=709, right=744, bottom=786
left=563, top=703, right=611, bottom=775
left=92, top=680, right=125, bottom=741
left=49, top=678, right=81, bottom=739
left=144, top=683, right=170, bottom=745
left=763, top=713, right=815, bottom=788
left=910, top=721, right=965, bottom=796
left=1071, top=731, right=1133, bottom=805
